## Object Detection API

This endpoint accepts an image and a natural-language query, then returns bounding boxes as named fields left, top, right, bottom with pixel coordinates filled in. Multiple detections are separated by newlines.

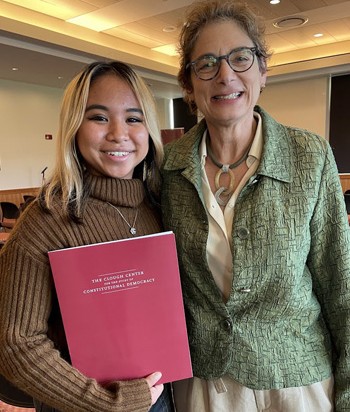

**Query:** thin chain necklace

left=206, top=134, right=252, bottom=206
left=107, top=202, right=139, bottom=236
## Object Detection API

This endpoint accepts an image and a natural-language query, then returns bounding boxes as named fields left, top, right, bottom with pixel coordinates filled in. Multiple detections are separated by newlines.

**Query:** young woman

left=0, top=61, right=174, bottom=412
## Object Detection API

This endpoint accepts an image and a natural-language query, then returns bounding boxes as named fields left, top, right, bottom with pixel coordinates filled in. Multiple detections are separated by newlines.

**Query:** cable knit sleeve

left=0, top=203, right=152, bottom=412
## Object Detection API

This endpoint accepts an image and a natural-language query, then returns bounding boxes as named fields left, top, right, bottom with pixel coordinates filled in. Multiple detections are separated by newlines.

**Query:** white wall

left=155, top=97, right=173, bottom=130
left=0, top=79, right=173, bottom=190
left=0, top=79, right=63, bottom=190
left=0, top=74, right=332, bottom=190
left=259, top=76, right=329, bottom=139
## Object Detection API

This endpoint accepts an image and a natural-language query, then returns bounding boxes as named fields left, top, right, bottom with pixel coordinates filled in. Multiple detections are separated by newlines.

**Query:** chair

left=345, top=190, right=350, bottom=214
left=20, top=195, right=36, bottom=212
left=23, top=195, right=35, bottom=203
left=0, top=202, right=20, bottom=231
left=0, top=374, right=34, bottom=408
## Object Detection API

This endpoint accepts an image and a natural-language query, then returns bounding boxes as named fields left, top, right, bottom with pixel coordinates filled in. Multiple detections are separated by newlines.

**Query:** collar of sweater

left=84, top=173, right=145, bottom=208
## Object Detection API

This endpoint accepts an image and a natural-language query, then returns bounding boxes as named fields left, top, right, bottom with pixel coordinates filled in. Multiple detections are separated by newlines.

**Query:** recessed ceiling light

left=273, top=15, right=308, bottom=28
left=12, top=67, right=19, bottom=71
left=270, top=0, right=280, bottom=4
left=314, top=33, right=324, bottom=38
left=163, top=26, right=176, bottom=33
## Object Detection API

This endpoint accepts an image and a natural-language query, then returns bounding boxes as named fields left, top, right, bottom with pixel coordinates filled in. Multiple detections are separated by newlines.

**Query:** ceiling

left=0, top=0, right=350, bottom=99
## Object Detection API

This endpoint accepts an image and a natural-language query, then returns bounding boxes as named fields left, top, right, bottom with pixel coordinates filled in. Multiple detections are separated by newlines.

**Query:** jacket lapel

left=163, top=107, right=293, bottom=193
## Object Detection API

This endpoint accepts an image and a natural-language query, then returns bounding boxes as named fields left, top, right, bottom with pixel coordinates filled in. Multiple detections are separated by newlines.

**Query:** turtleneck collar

left=84, top=173, right=146, bottom=208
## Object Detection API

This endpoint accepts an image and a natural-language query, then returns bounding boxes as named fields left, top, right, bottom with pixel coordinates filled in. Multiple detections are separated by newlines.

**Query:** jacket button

left=223, top=318, right=232, bottom=331
left=239, top=287, right=251, bottom=293
left=237, top=227, right=249, bottom=239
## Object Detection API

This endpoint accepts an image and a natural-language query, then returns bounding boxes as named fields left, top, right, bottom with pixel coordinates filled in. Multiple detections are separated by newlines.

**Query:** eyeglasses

left=186, top=47, right=257, bottom=81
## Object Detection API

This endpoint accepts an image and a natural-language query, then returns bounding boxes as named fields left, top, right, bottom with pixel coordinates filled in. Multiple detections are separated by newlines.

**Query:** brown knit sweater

left=0, top=174, right=163, bottom=412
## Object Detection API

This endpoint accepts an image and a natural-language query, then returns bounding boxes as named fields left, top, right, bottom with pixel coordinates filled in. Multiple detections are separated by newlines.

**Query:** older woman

left=161, top=1, right=350, bottom=411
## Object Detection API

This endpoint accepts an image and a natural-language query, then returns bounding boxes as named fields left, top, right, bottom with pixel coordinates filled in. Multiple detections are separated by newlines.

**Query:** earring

left=143, top=161, right=147, bottom=182
left=260, top=85, right=266, bottom=93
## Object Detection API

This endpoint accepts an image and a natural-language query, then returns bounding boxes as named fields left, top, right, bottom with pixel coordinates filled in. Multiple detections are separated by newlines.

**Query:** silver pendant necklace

left=206, top=134, right=252, bottom=206
left=107, top=202, right=138, bottom=236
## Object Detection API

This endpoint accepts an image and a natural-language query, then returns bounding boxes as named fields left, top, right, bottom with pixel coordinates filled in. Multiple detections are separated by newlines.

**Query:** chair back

left=0, top=202, right=20, bottom=220
left=0, top=202, right=20, bottom=230
left=0, top=374, right=34, bottom=408
left=23, top=195, right=36, bottom=202
left=345, top=190, right=350, bottom=214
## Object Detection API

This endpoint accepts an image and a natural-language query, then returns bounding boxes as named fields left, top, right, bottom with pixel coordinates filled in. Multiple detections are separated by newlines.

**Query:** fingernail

left=154, top=372, right=162, bottom=381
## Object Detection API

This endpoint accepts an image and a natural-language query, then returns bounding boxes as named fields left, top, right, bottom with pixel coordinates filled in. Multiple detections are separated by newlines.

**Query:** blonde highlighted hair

left=40, top=61, right=163, bottom=219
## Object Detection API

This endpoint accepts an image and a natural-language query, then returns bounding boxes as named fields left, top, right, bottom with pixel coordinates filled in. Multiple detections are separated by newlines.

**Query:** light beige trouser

left=173, top=375, right=334, bottom=412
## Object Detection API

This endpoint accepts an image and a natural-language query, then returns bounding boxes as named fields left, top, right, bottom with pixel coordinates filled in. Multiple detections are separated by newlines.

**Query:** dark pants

left=150, top=383, right=175, bottom=412
left=33, top=383, right=174, bottom=411
left=0, top=374, right=34, bottom=408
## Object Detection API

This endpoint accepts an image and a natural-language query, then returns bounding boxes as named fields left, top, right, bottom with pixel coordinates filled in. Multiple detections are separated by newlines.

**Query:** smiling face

left=188, top=20, right=267, bottom=129
left=76, top=73, right=149, bottom=179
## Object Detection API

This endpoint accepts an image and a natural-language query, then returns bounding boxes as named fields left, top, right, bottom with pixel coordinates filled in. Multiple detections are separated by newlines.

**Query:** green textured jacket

left=161, top=106, right=350, bottom=410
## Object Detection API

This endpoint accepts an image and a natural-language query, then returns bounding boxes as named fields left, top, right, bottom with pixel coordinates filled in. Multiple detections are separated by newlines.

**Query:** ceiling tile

left=1, top=0, right=97, bottom=19
left=0, top=0, right=349, bottom=95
